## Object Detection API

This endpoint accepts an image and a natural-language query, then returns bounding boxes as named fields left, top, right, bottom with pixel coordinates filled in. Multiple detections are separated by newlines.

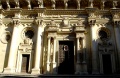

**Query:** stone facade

left=0, top=0, right=120, bottom=75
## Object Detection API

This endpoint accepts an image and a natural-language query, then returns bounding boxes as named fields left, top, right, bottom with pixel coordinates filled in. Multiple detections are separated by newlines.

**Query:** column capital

left=35, top=18, right=43, bottom=26
left=88, top=19, right=96, bottom=26
left=113, top=20, right=120, bottom=27
left=76, top=33, right=85, bottom=38
left=12, top=18, right=20, bottom=26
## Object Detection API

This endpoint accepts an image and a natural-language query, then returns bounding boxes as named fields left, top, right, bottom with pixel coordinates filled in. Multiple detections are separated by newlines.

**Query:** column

left=89, top=20, right=99, bottom=74
left=52, top=37, right=57, bottom=74
left=81, top=37, right=88, bottom=74
left=4, top=19, right=20, bottom=73
left=75, top=37, right=81, bottom=74
left=32, top=25, right=42, bottom=74
left=114, top=21, right=120, bottom=72
left=46, top=37, right=51, bottom=73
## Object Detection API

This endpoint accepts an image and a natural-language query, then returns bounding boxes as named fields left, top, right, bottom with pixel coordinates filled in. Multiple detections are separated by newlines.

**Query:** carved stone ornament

left=38, top=0, right=44, bottom=8
left=98, top=42, right=114, bottom=54
left=35, top=19, right=43, bottom=26
left=114, top=21, right=120, bottom=26
left=89, top=19, right=96, bottom=26
left=13, top=19, right=20, bottom=26
left=50, top=19, right=56, bottom=26
left=76, top=33, right=84, bottom=38
left=14, top=0, right=20, bottom=8
left=19, top=38, right=33, bottom=53
left=61, top=17, right=69, bottom=27
left=51, top=0, right=56, bottom=9
left=0, top=31, right=11, bottom=44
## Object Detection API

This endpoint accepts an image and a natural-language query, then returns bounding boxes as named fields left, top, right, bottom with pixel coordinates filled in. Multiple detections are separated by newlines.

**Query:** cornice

left=45, top=9, right=87, bottom=15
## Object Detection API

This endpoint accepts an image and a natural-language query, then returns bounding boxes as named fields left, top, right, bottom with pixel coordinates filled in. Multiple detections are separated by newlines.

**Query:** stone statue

left=50, top=19, right=56, bottom=26
left=64, top=0, right=68, bottom=9
left=6, top=0, right=10, bottom=10
left=26, top=0, right=31, bottom=9
left=0, top=0, right=2, bottom=9
left=113, top=1, right=117, bottom=9
left=89, top=0, right=93, bottom=8
left=24, top=38, right=29, bottom=44
left=14, top=0, right=20, bottom=8
left=76, top=0, right=81, bottom=9
left=101, top=1, right=105, bottom=10
left=38, top=0, right=43, bottom=8
left=51, top=0, right=56, bottom=9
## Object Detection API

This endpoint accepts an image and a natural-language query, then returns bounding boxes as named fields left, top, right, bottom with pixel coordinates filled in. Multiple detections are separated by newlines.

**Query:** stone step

left=0, top=74, right=120, bottom=78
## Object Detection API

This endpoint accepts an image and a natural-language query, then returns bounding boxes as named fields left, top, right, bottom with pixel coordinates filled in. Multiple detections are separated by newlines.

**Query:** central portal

left=58, top=41, right=74, bottom=74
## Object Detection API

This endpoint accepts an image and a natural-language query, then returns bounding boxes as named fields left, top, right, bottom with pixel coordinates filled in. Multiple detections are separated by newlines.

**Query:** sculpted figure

left=64, top=0, right=68, bottom=9
left=76, top=0, right=81, bottom=9
left=113, top=1, right=117, bottom=9
left=0, top=0, right=2, bottom=9
left=6, top=0, right=10, bottom=10
left=38, top=0, right=43, bottom=8
left=51, top=0, right=56, bottom=9
left=26, top=0, right=31, bottom=9
left=14, top=0, right=20, bottom=8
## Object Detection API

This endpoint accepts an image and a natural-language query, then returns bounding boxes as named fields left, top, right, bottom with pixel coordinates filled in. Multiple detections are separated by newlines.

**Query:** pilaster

left=31, top=19, right=43, bottom=74
left=4, top=17, right=20, bottom=73
left=111, top=8, right=120, bottom=73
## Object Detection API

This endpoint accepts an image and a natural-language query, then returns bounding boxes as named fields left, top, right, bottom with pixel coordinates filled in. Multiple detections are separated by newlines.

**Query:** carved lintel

left=98, top=42, right=114, bottom=54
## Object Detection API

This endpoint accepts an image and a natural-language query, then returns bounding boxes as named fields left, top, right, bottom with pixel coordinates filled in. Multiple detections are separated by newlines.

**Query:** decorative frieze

left=98, top=42, right=114, bottom=54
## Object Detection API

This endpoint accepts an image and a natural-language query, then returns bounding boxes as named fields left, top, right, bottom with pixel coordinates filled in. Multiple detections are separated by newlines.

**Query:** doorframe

left=99, top=52, right=116, bottom=74
left=56, top=37, right=76, bottom=74
left=16, top=51, right=33, bottom=73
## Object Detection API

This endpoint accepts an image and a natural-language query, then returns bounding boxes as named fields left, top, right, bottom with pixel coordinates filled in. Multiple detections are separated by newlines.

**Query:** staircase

left=0, top=74, right=120, bottom=78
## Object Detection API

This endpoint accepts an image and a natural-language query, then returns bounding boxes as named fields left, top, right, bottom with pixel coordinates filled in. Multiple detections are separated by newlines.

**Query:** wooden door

left=21, top=55, right=29, bottom=73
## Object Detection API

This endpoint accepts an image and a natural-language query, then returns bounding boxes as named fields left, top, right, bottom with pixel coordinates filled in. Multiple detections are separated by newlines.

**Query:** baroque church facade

left=0, top=0, right=120, bottom=75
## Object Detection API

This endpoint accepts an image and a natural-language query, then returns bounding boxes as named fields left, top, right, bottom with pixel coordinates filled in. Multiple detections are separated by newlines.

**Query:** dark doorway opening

left=58, top=41, right=74, bottom=74
left=21, top=54, right=30, bottom=73
left=102, top=54, right=112, bottom=74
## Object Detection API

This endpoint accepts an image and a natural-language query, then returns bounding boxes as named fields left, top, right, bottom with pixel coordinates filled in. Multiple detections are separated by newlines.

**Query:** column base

left=92, top=71, right=99, bottom=74
left=4, top=67, right=15, bottom=73
left=75, top=71, right=81, bottom=74
left=31, top=68, right=40, bottom=74
left=75, top=63, right=82, bottom=74
left=46, top=62, right=50, bottom=72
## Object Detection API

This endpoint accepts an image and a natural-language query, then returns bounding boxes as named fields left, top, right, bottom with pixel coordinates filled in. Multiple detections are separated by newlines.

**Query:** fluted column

left=75, top=37, right=81, bottom=74
left=4, top=18, right=20, bottom=73
left=46, top=37, right=51, bottom=73
left=32, top=20, right=43, bottom=74
left=52, top=37, right=57, bottom=74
